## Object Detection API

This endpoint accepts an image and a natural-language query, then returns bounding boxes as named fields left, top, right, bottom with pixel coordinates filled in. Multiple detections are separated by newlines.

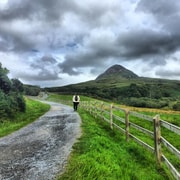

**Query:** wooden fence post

left=88, top=101, right=91, bottom=112
left=86, top=101, right=88, bottom=111
left=125, top=110, right=129, bottom=142
left=101, top=102, right=104, bottom=121
left=90, top=101, right=92, bottom=114
left=94, top=101, right=97, bottom=118
left=110, top=104, right=113, bottom=129
left=153, top=114, right=162, bottom=164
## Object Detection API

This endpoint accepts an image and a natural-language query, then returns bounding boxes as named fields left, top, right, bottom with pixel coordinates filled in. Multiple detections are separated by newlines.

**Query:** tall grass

left=0, top=97, right=50, bottom=137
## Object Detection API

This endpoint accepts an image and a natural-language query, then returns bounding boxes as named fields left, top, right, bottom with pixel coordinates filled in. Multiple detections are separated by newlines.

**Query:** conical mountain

left=96, top=64, right=139, bottom=80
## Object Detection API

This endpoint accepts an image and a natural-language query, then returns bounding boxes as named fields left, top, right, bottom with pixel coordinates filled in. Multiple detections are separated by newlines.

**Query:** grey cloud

left=28, top=55, right=60, bottom=81
left=117, top=30, right=176, bottom=58
left=30, top=55, right=57, bottom=67
left=156, top=69, right=180, bottom=77
left=22, top=70, right=60, bottom=81
left=137, top=0, right=180, bottom=35
left=0, top=0, right=120, bottom=55
left=0, top=37, right=9, bottom=51
left=0, top=21, right=37, bottom=52
left=72, top=1, right=121, bottom=27
left=137, top=0, right=180, bottom=17
left=149, top=57, right=166, bottom=66
left=59, top=52, right=95, bottom=75
left=59, top=48, right=111, bottom=75
left=135, top=0, right=180, bottom=66
left=0, top=0, right=73, bottom=22
left=59, top=28, right=178, bottom=75
left=40, top=55, right=57, bottom=64
left=58, top=64, right=80, bottom=76
left=0, top=0, right=78, bottom=53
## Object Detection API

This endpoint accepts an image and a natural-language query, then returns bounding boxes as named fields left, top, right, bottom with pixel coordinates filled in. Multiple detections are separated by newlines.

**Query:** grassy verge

left=0, top=97, right=50, bottom=137
left=58, top=109, right=173, bottom=180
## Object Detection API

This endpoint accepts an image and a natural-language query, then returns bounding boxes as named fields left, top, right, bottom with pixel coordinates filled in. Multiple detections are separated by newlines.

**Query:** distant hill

left=45, top=64, right=180, bottom=110
left=96, top=64, right=139, bottom=80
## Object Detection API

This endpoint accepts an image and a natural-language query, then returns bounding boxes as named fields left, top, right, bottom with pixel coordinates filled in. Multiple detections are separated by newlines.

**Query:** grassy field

left=0, top=97, right=50, bottom=137
left=46, top=94, right=175, bottom=179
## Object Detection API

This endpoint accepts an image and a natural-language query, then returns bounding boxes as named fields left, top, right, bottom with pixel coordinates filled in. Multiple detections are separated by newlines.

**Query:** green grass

left=46, top=93, right=92, bottom=102
left=58, top=109, right=173, bottom=180
left=90, top=102, right=180, bottom=173
left=0, top=97, right=50, bottom=137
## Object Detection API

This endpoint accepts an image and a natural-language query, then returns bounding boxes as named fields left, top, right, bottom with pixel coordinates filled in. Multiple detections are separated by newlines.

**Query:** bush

left=122, top=97, right=169, bottom=109
left=17, top=94, right=26, bottom=112
left=0, top=64, right=26, bottom=119
left=173, top=102, right=180, bottom=111
left=0, top=90, right=9, bottom=117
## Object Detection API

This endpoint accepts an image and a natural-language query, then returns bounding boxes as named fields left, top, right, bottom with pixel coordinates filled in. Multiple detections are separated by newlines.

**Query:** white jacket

left=72, top=95, right=80, bottom=102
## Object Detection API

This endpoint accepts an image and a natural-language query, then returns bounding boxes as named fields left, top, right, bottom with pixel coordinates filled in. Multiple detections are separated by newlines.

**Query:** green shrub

left=122, top=97, right=169, bottom=109
left=173, top=102, right=180, bottom=111
left=0, top=64, right=26, bottom=118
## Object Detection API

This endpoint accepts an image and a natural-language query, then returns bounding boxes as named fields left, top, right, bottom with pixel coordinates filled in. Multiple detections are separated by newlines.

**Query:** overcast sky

left=0, top=0, right=180, bottom=87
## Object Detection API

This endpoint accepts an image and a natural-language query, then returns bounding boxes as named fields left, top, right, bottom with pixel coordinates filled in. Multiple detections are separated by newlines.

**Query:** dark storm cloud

left=59, top=51, right=99, bottom=75
left=117, top=30, right=176, bottom=58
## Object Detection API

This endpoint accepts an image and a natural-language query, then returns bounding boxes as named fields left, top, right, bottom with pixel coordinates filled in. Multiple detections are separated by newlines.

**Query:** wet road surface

left=0, top=101, right=81, bottom=180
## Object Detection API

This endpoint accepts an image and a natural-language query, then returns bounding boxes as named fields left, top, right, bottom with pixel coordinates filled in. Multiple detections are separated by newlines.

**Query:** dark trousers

left=73, top=102, right=79, bottom=111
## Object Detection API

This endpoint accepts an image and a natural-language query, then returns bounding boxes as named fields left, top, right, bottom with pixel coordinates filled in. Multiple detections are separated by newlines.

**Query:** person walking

left=72, top=94, right=80, bottom=111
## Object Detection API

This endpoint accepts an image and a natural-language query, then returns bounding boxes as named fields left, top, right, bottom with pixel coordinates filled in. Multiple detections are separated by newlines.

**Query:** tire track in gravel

left=0, top=101, right=81, bottom=180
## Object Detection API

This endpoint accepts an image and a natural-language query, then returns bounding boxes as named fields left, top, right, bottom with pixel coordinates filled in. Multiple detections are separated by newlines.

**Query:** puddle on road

left=50, top=106, right=62, bottom=111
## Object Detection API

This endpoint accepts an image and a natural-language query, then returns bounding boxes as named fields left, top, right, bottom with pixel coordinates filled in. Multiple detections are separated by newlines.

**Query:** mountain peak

left=96, top=64, right=139, bottom=80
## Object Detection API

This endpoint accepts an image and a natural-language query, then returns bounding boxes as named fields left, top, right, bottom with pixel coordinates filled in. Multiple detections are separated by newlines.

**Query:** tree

left=0, top=64, right=26, bottom=119
left=128, top=83, right=141, bottom=97
left=0, top=63, right=12, bottom=93
left=173, top=102, right=180, bottom=111
left=12, top=79, right=24, bottom=92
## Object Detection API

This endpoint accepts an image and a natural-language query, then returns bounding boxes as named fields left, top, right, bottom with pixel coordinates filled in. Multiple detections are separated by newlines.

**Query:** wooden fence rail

left=160, top=120, right=180, bottom=135
left=79, top=100, right=180, bottom=180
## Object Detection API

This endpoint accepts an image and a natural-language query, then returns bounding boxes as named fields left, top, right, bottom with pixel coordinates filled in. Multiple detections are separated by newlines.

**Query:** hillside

left=45, top=64, right=180, bottom=110
left=96, top=64, right=139, bottom=80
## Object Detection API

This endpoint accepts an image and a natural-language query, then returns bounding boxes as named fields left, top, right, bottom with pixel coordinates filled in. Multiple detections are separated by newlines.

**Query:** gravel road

left=0, top=101, right=82, bottom=180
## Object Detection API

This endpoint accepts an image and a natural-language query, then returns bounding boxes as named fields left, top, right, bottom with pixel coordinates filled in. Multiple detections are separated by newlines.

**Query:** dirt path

left=0, top=101, right=81, bottom=180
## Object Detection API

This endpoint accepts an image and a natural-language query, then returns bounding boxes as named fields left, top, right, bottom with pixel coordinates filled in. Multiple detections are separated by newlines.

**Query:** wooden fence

left=78, top=101, right=180, bottom=180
